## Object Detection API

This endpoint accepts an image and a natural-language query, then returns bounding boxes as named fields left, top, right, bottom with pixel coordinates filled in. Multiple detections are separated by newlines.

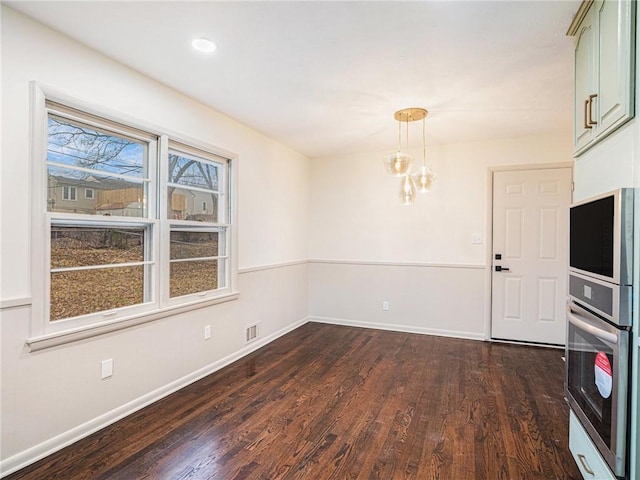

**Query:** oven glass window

left=567, top=322, right=614, bottom=448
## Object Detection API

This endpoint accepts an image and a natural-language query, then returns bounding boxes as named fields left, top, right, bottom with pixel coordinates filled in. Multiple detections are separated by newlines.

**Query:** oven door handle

left=567, top=305, right=618, bottom=345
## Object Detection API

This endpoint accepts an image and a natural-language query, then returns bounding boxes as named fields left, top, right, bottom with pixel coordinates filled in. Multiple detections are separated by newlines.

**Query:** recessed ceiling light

left=191, top=38, right=218, bottom=54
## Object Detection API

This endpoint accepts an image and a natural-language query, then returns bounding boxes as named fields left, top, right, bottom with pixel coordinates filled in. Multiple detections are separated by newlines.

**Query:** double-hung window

left=46, top=103, right=157, bottom=324
left=165, top=143, right=229, bottom=300
left=32, top=89, right=236, bottom=342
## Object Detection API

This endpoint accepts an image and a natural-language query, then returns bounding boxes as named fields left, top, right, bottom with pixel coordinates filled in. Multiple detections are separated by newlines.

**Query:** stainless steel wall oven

left=565, top=188, right=634, bottom=479
left=566, top=300, right=630, bottom=477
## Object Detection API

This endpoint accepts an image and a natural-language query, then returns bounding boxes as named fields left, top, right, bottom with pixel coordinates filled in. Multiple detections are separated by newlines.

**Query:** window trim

left=84, top=188, right=95, bottom=199
left=26, top=292, right=240, bottom=352
left=29, top=82, right=239, bottom=345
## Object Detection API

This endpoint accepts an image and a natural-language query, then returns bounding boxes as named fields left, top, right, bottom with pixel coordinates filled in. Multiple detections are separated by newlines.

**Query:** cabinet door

left=596, top=0, right=635, bottom=137
left=574, top=8, right=597, bottom=152
left=569, top=411, right=617, bottom=480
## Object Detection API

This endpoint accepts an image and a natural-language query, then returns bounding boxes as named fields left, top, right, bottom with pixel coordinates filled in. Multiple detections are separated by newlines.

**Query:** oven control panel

left=569, top=271, right=632, bottom=327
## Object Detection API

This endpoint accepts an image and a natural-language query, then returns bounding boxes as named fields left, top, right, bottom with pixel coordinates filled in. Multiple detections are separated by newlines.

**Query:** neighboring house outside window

left=30, top=86, right=237, bottom=343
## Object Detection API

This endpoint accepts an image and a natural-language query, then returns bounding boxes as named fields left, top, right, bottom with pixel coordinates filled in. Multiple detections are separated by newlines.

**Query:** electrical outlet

left=204, top=325, right=212, bottom=340
left=101, top=359, right=113, bottom=379
left=471, top=233, right=483, bottom=244
left=382, top=301, right=389, bottom=311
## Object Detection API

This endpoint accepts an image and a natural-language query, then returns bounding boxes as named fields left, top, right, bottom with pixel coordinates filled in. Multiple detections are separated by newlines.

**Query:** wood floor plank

left=5, top=323, right=581, bottom=480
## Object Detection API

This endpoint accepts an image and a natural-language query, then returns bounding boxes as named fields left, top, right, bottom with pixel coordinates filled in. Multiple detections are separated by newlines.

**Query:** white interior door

left=491, top=168, right=572, bottom=345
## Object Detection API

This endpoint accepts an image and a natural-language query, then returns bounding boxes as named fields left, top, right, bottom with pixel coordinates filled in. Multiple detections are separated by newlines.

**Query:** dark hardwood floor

left=6, top=323, right=580, bottom=480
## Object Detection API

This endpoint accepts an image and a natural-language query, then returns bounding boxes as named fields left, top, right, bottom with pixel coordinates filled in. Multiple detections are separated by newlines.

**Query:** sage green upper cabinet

left=574, top=8, right=597, bottom=151
left=569, top=0, right=635, bottom=156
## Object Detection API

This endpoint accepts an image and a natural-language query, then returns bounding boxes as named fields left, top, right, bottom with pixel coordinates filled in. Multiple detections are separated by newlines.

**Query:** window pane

left=48, top=166, right=146, bottom=217
left=48, top=115, right=145, bottom=178
left=51, top=226, right=144, bottom=269
left=168, top=152, right=219, bottom=190
left=170, top=231, right=219, bottom=260
left=170, top=260, right=219, bottom=298
left=168, top=187, right=218, bottom=221
left=50, top=265, right=144, bottom=321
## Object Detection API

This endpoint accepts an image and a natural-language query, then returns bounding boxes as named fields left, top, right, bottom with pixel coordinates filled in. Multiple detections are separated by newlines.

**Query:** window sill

left=26, top=292, right=240, bottom=352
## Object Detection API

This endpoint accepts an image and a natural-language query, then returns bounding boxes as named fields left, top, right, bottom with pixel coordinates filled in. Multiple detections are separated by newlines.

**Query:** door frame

left=483, top=162, right=574, bottom=342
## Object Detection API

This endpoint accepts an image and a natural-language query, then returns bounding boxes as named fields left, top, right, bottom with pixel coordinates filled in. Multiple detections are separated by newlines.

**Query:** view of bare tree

left=48, top=116, right=142, bottom=176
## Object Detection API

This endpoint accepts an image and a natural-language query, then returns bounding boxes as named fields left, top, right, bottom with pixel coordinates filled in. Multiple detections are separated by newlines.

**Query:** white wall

left=309, top=133, right=572, bottom=338
left=0, top=7, right=309, bottom=475
left=310, top=134, right=571, bottom=264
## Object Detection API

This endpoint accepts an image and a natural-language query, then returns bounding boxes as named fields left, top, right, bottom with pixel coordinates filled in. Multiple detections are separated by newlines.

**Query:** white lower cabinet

left=570, top=410, right=617, bottom=480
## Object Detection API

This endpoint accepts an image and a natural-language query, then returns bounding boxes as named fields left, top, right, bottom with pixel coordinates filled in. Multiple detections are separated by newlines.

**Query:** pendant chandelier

left=383, top=107, right=436, bottom=205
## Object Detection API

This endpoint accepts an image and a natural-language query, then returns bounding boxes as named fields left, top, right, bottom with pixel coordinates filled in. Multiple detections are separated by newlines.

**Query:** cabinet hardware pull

left=588, top=94, right=598, bottom=126
left=584, top=100, right=592, bottom=129
left=577, top=454, right=595, bottom=476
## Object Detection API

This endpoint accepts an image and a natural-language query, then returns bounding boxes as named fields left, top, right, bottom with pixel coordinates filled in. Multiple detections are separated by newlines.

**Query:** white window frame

left=28, top=83, right=238, bottom=350
left=84, top=188, right=94, bottom=199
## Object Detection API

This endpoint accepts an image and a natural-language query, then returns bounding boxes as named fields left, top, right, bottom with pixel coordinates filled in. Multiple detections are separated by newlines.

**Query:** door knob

left=495, top=266, right=510, bottom=272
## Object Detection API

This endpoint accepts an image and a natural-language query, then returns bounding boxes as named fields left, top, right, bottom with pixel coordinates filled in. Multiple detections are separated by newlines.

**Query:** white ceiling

left=7, top=1, right=580, bottom=158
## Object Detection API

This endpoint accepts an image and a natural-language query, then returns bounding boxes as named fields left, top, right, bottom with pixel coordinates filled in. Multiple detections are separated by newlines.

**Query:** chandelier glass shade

left=384, top=107, right=436, bottom=203
left=400, top=174, right=417, bottom=205
left=384, top=151, right=413, bottom=176
left=413, top=165, right=436, bottom=193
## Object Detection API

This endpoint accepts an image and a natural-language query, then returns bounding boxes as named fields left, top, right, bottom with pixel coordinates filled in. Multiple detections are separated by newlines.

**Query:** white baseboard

left=309, top=316, right=486, bottom=342
left=0, top=317, right=310, bottom=478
